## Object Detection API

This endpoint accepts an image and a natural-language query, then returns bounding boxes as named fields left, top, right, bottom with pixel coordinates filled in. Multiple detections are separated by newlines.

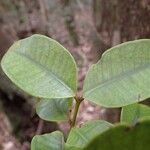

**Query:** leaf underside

left=1, top=34, right=77, bottom=99
left=83, top=39, right=150, bottom=107
left=66, top=120, right=112, bottom=149
left=31, top=131, right=64, bottom=150
left=36, top=98, right=72, bottom=122
left=121, top=103, right=150, bottom=124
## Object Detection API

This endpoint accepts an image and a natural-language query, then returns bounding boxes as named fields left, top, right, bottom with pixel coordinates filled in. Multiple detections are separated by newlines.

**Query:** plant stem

left=70, top=96, right=84, bottom=129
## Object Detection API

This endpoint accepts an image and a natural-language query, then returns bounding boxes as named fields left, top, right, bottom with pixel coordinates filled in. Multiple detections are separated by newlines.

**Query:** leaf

left=31, top=131, right=64, bottom=150
left=65, top=144, right=82, bottom=150
left=1, top=34, right=77, bottom=99
left=121, top=103, right=150, bottom=124
left=84, top=119, right=150, bottom=150
left=66, top=120, right=112, bottom=149
left=83, top=39, right=150, bottom=107
left=36, top=98, right=72, bottom=122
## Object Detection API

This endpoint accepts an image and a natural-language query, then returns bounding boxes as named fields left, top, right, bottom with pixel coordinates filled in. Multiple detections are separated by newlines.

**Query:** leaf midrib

left=84, top=64, right=150, bottom=96
left=14, top=50, right=74, bottom=95
left=69, top=129, right=89, bottom=145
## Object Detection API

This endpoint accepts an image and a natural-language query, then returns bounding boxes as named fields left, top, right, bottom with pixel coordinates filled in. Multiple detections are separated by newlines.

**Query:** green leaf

left=84, top=119, right=150, bottom=150
left=66, top=120, right=112, bottom=149
left=121, top=103, right=150, bottom=124
left=83, top=39, right=150, bottom=107
left=65, top=144, right=82, bottom=150
left=31, top=131, right=64, bottom=150
left=1, top=34, right=77, bottom=99
left=36, top=98, right=72, bottom=122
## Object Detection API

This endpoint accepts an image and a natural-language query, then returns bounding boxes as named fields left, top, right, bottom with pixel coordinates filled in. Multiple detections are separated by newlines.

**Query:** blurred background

left=0, top=0, right=150, bottom=149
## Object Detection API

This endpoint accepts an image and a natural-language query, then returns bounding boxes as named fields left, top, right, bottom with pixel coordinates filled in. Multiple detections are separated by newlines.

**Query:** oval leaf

left=66, top=120, right=112, bottom=149
left=36, top=98, right=72, bottom=122
left=85, top=119, right=150, bottom=150
left=121, top=103, right=150, bottom=124
left=1, top=34, right=77, bottom=99
left=83, top=39, right=150, bottom=107
left=31, top=131, right=64, bottom=150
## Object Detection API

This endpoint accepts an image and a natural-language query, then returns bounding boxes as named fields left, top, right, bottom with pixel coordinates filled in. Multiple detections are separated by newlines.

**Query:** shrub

left=1, top=34, right=150, bottom=150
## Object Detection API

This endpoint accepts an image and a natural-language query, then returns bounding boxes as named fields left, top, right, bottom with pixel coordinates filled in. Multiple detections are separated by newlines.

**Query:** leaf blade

left=83, top=39, right=150, bottom=107
left=84, top=119, right=150, bottom=150
left=1, top=34, right=77, bottom=99
left=121, top=103, right=150, bottom=124
left=66, top=120, right=112, bottom=149
left=36, top=98, right=72, bottom=122
left=31, top=131, right=64, bottom=150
